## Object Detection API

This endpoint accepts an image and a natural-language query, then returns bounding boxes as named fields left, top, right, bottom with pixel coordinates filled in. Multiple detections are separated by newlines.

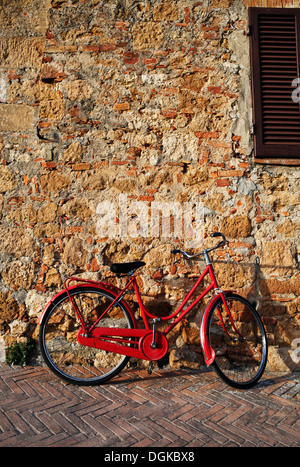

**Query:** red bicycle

left=39, top=233, right=268, bottom=389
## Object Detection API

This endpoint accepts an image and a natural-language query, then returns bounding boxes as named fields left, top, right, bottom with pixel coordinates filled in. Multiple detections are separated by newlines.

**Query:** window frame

left=249, top=7, right=300, bottom=166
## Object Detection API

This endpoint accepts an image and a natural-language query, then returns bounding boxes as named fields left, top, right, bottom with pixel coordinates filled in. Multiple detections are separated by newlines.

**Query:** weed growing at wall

left=6, top=338, right=36, bottom=366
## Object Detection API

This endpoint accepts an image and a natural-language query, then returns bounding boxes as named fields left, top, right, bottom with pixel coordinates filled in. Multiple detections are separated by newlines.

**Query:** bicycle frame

left=50, top=262, right=234, bottom=365
left=137, top=264, right=217, bottom=333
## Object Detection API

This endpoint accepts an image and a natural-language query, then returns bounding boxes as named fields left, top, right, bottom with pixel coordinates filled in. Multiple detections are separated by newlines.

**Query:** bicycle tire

left=207, top=293, right=268, bottom=389
left=39, top=286, right=134, bottom=385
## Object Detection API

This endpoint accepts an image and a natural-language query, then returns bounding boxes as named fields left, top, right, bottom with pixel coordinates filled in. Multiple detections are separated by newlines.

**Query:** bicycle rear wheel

left=207, top=293, right=268, bottom=389
left=39, top=286, right=134, bottom=385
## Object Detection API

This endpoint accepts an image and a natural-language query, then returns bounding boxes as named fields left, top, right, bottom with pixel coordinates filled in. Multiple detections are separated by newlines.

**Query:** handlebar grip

left=211, top=232, right=222, bottom=238
left=171, top=249, right=181, bottom=254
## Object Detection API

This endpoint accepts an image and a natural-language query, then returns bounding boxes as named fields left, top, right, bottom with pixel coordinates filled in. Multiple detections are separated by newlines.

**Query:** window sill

left=254, top=158, right=300, bottom=166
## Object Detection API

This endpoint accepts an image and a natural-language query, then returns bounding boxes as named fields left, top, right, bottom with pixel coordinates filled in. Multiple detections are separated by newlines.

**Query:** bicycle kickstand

left=148, top=361, right=154, bottom=375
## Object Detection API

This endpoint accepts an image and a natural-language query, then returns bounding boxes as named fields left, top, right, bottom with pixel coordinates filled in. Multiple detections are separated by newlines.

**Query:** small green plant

left=6, top=338, right=36, bottom=366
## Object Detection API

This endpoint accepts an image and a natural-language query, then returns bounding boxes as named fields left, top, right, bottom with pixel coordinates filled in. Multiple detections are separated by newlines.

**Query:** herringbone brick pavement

left=0, top=363, right=299, bottom=447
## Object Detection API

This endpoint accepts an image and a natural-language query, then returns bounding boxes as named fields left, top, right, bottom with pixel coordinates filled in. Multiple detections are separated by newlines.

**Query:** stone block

left=0, top=104, right=36, bottom=131
left=0, top=0, right=51, bottom=36
left=260, top=241, right=296, bottom=276
left=221, top=215, right=252, bottom=238
left=40, top=172, right=70, bottom=191
left=61, top=142, right=86, bottom=163
left=153, top=2, right=179, bottom=21
left=0, top=291, right=18, bottom=322
left=0, top=165, right=17, bottom=192
left=0, top=37, right=44, bottom=68
left=44, top=267, right=62, bottom=288
left=61, top=238, right=87, bottom=268
left=39, top=99, right=65, bottom=122
left=2, top=260, right=35, bottom=290
left=259, top=275, right=300, bottom=296
left=132, top=22, right=164, bottom=50
left=0, top=227, right=34, bottom=258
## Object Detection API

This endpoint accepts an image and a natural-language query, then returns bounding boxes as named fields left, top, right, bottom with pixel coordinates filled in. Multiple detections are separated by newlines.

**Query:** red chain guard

left=77, top=327, right=169, bottom=361
left=139, top=331, right=169, bottom=361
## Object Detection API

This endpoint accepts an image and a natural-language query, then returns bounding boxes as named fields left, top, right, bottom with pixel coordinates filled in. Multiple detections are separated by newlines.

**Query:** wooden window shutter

left=249, top=7, right=300, bottom=165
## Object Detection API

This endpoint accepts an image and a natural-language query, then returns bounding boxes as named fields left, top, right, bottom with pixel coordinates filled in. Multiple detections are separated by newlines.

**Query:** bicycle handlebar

left=171, top=232, right=228, bottom=261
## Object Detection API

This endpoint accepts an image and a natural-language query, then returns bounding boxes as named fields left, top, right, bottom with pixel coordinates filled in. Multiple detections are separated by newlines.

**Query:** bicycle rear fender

left=200, top=291, right=233, bottom=366
left=39, top=282, right=138, bottom=327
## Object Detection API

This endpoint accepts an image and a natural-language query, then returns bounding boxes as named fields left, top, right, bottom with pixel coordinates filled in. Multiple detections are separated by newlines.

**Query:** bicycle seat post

left=150, top=318, right=161, bottom=349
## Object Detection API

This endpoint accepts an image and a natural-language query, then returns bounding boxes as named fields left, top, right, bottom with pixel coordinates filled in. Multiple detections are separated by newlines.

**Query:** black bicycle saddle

left=110, top=261, right=145, bottom=274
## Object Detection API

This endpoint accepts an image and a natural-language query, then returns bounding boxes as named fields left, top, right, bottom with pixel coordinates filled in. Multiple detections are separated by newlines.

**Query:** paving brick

left=0, top=364, right=299, bottom=447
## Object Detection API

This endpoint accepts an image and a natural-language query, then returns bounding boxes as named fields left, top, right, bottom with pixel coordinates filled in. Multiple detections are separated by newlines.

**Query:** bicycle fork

left=217, top=293, right=244, bottom=341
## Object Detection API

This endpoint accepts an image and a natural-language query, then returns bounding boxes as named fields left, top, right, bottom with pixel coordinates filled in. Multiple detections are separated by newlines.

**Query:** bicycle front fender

left=200, top=291, right=234, bottom=366
left=39, top=282, right=138, bottom=328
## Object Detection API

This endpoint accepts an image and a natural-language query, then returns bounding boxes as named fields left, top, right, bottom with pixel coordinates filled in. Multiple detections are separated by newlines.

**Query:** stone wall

left=0, top=0, right=299, bottom=372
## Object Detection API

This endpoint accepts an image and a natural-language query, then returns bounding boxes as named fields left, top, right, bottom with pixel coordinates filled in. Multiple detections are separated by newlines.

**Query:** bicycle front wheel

left=39, top=286, right=134, bottom=385
left=207, top=293, right=268, bottom=389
